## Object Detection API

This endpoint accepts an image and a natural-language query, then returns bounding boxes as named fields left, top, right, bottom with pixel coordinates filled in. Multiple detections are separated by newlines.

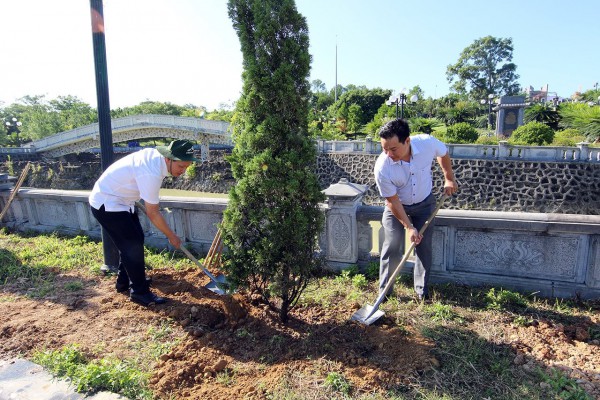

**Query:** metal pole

left=90, top=0, right=119, bottom=273
left=400, top=94, right=406, bottom=119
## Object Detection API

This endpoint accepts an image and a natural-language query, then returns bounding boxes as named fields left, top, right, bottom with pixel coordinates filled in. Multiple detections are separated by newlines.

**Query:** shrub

left=475, top=135, right=499, bottom=145
left=509, top=121, right=554, bottom=145
left=410, top=117, right=441, bottom=134
left=445, top=122, right=479, bottom=144
left=552, top=129, right=586, bottom=146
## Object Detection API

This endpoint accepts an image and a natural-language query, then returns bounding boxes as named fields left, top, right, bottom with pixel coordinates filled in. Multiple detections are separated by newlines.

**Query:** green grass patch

left=32, top=345, right=152, bottom=399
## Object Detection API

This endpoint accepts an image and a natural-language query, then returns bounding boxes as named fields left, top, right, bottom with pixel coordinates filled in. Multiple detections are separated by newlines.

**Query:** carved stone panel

left=35, top=199, right=80, bottom=229
left=327, top=213, right=354, bottom=262
left=431, top=227, right=447, bottom=271
left=587, top=236, right=600, bottom=288
left=187, top=212, right=220, bottom=242
left=451, top=230, right=581, bottom=282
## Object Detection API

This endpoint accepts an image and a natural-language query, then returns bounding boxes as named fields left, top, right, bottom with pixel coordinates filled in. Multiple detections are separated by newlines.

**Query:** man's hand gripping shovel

left=135, top=201, right=232, bottom=295
left=350, top=195, right=448, bottom=325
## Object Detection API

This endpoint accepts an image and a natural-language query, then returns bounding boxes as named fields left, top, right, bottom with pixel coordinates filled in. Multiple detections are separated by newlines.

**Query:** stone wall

left=2, top=188, right=599, bottom=299
left=1, top=151, right=599, bottom=214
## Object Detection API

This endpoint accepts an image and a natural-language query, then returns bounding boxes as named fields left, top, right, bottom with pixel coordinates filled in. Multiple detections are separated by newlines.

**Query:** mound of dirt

left=0, top=267, right=436, bottom=399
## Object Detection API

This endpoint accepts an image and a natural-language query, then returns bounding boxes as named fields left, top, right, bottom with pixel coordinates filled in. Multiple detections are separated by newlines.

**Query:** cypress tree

left=224, top=0, right=325, bottom=322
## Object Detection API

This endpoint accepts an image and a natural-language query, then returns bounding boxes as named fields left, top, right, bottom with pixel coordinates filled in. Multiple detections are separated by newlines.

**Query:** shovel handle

left=179, top=245, right=221, bottom=283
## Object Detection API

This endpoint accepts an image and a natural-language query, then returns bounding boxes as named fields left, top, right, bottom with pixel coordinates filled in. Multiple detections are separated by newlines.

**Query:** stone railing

left=2, top=185, right=599, bottom=300
left=317, top=138, right=599, bottom=163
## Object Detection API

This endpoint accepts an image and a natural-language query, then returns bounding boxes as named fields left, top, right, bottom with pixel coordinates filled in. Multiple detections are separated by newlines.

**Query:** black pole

left=400, top=94, right=406, bottom=119
left=90, top=0, right=119, bottom=273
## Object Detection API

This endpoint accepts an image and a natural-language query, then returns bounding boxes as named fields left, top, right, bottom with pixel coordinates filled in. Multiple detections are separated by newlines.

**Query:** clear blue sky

left=1, top=0, right=598, bottom=111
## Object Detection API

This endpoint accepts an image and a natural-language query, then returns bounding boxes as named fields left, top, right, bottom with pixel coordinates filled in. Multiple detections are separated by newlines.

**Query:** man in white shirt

left=374, top=119, right=458, bottom=301
left=89, top=139, right=200, bottom=306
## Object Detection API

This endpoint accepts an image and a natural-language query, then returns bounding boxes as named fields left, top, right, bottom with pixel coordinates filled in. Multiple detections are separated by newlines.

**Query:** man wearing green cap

left=89, top=139, right=201, bottom=306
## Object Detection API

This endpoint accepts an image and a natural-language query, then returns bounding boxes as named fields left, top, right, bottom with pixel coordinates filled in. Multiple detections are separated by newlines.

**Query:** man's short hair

left=378, top=118, right=411, bottom=143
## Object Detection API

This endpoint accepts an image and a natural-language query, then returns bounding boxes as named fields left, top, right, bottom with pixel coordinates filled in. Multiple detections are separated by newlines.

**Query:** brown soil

left=1, top=266, right=599, bottom=399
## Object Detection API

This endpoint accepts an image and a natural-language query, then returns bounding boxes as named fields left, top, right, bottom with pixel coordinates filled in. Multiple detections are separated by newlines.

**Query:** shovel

left=351, top=195, right=448, bottom=325
left=134, top=201, right=232, bottom=295
left=179, top=242, right=231, bottom=296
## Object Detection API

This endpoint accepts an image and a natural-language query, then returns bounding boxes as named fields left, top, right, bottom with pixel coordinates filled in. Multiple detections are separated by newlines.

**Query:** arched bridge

left=27, top=114, right=231, bottom=159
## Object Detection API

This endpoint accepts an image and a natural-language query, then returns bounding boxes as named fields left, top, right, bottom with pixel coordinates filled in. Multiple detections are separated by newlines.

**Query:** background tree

left=346, top=103, right=364, bottom=135
left=446, top=36, right=520, bottom=99
left=558, top=102, right=600, bottom=142
left=525, top=102, right=560, bottom=130
left=224, top=0, right=325, bottom=322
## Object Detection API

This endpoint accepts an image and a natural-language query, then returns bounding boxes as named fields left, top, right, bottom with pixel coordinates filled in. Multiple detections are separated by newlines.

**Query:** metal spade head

left=204, top=274, right=231, bottom=295
left=350, top=304, right=385, bottom=325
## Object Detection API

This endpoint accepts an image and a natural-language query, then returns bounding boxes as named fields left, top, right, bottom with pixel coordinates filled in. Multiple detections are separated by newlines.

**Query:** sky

left=1, top=0, right=599, bottom=111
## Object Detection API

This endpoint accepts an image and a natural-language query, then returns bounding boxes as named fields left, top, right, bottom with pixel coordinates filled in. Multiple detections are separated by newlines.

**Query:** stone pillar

left=321, top=178, right=369, bottom=270
left=498, top=141, right=509, bottom=159
left=577, top=142, right=590, bottom=162
left=365, top=136, right=374, bottom=153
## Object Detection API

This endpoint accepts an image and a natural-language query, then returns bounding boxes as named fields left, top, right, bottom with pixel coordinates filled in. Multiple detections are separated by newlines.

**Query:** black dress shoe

left=115, top=277, right=153, bottom=293
left=130, top=291, right=167, bottom=306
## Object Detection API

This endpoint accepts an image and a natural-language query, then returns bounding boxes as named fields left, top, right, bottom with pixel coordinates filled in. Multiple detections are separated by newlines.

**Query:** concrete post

left=577, top=142, right=590, bottom=162
left=321, top=178, right=369, bottom=270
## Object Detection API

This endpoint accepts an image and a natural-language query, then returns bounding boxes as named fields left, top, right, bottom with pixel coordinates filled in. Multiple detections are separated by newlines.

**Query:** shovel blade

left=350, top=304, right=385, bottom=325
left=204, top=274, right=232, bottom=295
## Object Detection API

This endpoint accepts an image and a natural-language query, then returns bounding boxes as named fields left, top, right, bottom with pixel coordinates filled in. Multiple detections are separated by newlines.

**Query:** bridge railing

left=27, top=114, right=231, bottom=152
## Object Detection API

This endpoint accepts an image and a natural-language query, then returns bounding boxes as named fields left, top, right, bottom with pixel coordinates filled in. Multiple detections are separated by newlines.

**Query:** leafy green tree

left=49, top=95, right=97, bottom=131
left=224, top=0, right=325, bottom=322
left=447, top=36, right=520, bottom=99
left=329, top=88, right=390, bottom=127
left=346, top=103, right=364, bottom=135
left=510, top=121, right=554, bottom=145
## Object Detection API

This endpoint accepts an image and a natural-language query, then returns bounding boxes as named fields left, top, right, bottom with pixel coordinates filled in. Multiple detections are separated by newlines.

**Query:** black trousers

left=90, top=205, right=149, bottom=294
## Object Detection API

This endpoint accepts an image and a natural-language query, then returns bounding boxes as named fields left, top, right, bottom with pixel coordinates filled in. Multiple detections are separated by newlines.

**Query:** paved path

left=0, top=359, right=126, bottom=400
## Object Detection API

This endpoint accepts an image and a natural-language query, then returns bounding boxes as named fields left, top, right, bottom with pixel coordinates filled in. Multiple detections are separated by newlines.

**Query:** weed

left=540, top=368, right=594, bottom=400
left=64, top=280, right=84, bottom=291
left=424, top=303, right=461, bottom=322
left=365, top=261, right=379, bottom=280
left=513, top=315, right=534, bottom=327
left=324, top=371, right=352, bottom=395
left=485, top=287, right=528, bottom=310
left=216, top=369, right=236, bottom=386
left=351, top=274, right=368, bottom=289
left=235, top=327, right=253, bottom=339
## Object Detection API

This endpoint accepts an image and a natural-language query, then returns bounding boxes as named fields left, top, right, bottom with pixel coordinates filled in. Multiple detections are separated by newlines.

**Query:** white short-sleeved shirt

left=89, top=148, right=168, bottom=212
left=374, top=134, right=447, bottom=205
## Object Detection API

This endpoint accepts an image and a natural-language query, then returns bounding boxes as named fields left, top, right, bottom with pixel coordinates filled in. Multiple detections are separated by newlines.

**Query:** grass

left=0, top=227, right=597, bottom=399
left=32, top=345, right=153, bottom=399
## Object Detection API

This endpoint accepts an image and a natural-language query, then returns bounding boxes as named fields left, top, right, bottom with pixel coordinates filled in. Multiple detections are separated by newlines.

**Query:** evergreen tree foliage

left=225, top=0, right=325, bottom=322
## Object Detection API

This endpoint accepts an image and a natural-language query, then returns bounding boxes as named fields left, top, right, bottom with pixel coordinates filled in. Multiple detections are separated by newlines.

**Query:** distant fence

left=316, top=138, right=599, bottom=163
left=1, top=138, right=598, bottom=163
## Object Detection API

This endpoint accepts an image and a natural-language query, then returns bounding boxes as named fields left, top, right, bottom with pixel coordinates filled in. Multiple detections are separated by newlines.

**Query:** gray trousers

left=379, top=193, right=435, bottom=297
